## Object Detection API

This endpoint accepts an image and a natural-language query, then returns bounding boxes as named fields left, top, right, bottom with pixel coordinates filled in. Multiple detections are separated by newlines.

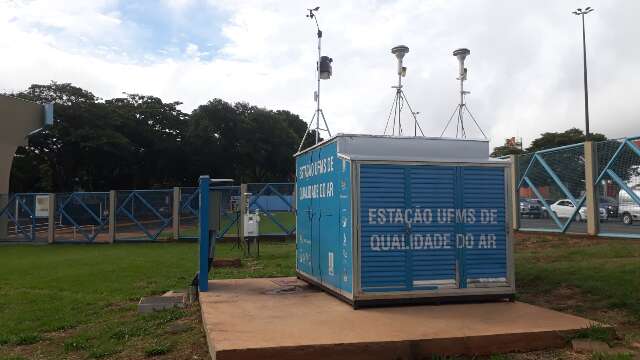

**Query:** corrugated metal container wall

left=295, top=135, right=514, bottom=308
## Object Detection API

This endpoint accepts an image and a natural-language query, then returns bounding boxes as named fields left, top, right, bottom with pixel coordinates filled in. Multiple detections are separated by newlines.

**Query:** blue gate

left=115, top=190, right=173, bottom=241
left=55, top=192, right=109, bottom=243
left=0, top=193, right=45, bottom=242
left=213, top=185, right=240, bottom=241
left=517, top=143, right=586, bottom=233
left=247, top=183, right=295, bottom=236
left=596, top=137, right=640, bottom=237
left=179, top=187, right=200, bottom=239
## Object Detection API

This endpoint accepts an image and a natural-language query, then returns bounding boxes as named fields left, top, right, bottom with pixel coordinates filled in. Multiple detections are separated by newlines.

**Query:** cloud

left=1, top=0, right=639, bottom=149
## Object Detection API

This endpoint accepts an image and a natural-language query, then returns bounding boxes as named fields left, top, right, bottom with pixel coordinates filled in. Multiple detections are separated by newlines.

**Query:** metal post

left=0, top=194, right=7, bottom=240
left=47, top=193, right=55, bottom=244
left=509, top=155, right=521, bottom=231
left=198, top=176, right=210, bottom=292
left=315, top=31, right=321, bottom=145
left=108, top=190, right=116, bottom=243
left=239, top=183, right=247, bottom=250
left=573, top=7, right=594, bottom=137
left=581, top=14, right=590, bottom=137
left=584, top=141, right=599, bottom=235
left=172, top=187, right=181, bottom=240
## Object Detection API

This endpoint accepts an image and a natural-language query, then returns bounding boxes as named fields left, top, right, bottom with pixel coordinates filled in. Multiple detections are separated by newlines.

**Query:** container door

left=296, top=152, right=315, bottom=276
left=317, top=142, right=339, bottom=286
left=460, top=167, right=509, bottom=288
left=359, top=164, right=409, bottom=292
left=296, top=195, right=313, bottom=275
left=409, top=166, right=459, bottom=290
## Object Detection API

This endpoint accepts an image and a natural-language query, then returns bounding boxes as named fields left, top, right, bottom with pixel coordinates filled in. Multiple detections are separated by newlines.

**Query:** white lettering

left=368, top=209, right=376, bottom=224
left=370, top=235, right=380, bottom=251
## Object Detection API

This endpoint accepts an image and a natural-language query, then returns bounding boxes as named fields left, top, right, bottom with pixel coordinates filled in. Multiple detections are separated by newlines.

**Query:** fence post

left=198, top=176, right=210, bottom=292
left=108, top=190, right=116, bottom=243
left=239, top=183, right=247, bottom=247
left=509, top=154, right=520, bottom=231
left=584, top=141, right=600, bottom=236
left=0, top=195, right=7, bottom=240
left=172, top=187, right=181, bottom=240
left=47, top=193, right=55, bottom=244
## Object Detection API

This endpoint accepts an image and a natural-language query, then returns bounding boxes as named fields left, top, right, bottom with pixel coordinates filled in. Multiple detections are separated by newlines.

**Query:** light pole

left=572, top=6, right=594, bottom=138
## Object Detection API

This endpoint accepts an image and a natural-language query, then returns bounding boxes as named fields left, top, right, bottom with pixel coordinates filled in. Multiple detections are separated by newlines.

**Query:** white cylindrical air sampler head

left=453, top=48, right=470, bottom=79
left=391, top=45, right=409, bottom=76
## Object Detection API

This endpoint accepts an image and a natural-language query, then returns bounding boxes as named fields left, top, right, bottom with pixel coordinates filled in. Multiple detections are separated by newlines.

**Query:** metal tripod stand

left=384, top=86, right=424, bottom=136
left=440, top=67, right=486, bottom=139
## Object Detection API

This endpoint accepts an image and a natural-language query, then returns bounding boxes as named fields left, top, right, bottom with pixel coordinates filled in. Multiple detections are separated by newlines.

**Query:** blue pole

left=198, top=175, right=209, bottom=292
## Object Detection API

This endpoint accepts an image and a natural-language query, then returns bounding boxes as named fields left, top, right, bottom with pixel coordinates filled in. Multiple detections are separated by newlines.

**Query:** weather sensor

left=440, top=48, right=487, bottom=139
left=383, top=45, right=424, bottom=136
left=298, top=6, right=333, bottom=151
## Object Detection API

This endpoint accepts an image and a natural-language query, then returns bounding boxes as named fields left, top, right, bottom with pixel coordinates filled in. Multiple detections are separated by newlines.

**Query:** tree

left=7, top=84, right=196, bottom=191
left=517, top=128, right=608, bottom=198
left=491, top=137, right=524, bottom=158
left=185, top=99, right=312, bottom=183
left=526, top=127, right=606, bottom=152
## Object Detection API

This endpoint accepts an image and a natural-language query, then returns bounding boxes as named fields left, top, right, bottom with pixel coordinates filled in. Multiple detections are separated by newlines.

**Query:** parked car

left=549, top=199, right=607, bottom=221
left=599, top=197, right=618, bottom=218
left=530, top=198, right=553, bottom=218
left=519, top=199, right=541, bottom=218
left=618, top=188, right=640, bottom=225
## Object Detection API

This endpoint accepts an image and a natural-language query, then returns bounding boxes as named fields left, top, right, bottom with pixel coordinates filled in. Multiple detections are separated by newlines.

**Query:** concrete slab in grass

left=200, top=277, right=600, bottom=360
left=138, top=292, right=186, bottom=314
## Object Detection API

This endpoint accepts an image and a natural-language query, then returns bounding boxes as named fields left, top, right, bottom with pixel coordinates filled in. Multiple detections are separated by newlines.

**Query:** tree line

left=6, top=82, right=614, bottom=193
left=490, top=127, right=606, bottom=157
left=7, top=82, right=316, bottom=192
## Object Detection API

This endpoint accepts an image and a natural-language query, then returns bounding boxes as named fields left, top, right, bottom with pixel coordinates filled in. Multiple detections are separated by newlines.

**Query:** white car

left=549, top=199, right=607, bottom=221
left=619, top=188, right=640, bottom=225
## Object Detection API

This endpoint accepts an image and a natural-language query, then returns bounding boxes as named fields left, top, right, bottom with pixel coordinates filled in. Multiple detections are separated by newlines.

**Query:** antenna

left=383, top=45, right=424, bottom=136
left=298, top=6, right=333, bottom=152
left=441, top=48, right=486, bottom=139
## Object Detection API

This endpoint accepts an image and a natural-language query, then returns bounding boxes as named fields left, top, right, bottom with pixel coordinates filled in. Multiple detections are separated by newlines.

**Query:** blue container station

left=294, top=134, right=514, bottom=307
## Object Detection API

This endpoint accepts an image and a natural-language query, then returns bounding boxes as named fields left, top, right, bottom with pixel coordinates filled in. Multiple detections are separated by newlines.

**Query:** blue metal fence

left=517, top=143, right=586, bottom=233
left=516, top=136, right=640, bottom=238
left=0, top=193, right=49, bottom=242
left=247, top=183, right=295, bottom=236
left=0, top=183, right=298, bottom=244
left=55, top=192, right=109, bottom=243
left=595, top=137, right=640, bottom=238
left=179, top=187, right=200, bottom=239
left=115, top=190, right=173, bottom=241
left=213, top=185, right=241, bottom=241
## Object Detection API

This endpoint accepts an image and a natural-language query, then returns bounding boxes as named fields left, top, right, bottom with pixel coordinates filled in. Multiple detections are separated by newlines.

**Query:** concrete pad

left=138, top=292, right=185, bottom=314
left=200, top=278, right=597, bottom=360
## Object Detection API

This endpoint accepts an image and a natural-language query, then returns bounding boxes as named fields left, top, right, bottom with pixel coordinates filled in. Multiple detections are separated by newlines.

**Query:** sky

left=1, top=0, right=639, bottom=148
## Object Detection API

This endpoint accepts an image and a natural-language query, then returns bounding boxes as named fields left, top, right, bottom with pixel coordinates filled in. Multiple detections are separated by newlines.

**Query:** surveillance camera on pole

left=298, top=6, right=333, bottom=152
left=441, top=48, right=486, bottom=139
left=383, top=45, right=424, bottom=137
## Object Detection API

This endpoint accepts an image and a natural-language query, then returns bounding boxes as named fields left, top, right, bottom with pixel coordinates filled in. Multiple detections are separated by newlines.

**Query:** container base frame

left=297, top=271, right=516, bottom=309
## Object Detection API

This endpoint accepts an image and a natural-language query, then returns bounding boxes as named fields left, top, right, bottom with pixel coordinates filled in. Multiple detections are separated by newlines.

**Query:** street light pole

left=573, top=7, right=594, bottom=138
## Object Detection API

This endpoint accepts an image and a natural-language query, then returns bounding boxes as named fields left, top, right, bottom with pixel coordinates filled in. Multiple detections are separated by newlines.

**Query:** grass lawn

left=516, top=236, right=640, bottom=320
left=514, top=236, right=640, bottom=356
left=0, top=235, right=639, bottom=359
left=0, top=241, right=294, bottom=360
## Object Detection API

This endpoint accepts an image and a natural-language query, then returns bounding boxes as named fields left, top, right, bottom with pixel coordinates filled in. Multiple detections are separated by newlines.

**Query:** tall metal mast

left=298, top=7, right=333, bottom=152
